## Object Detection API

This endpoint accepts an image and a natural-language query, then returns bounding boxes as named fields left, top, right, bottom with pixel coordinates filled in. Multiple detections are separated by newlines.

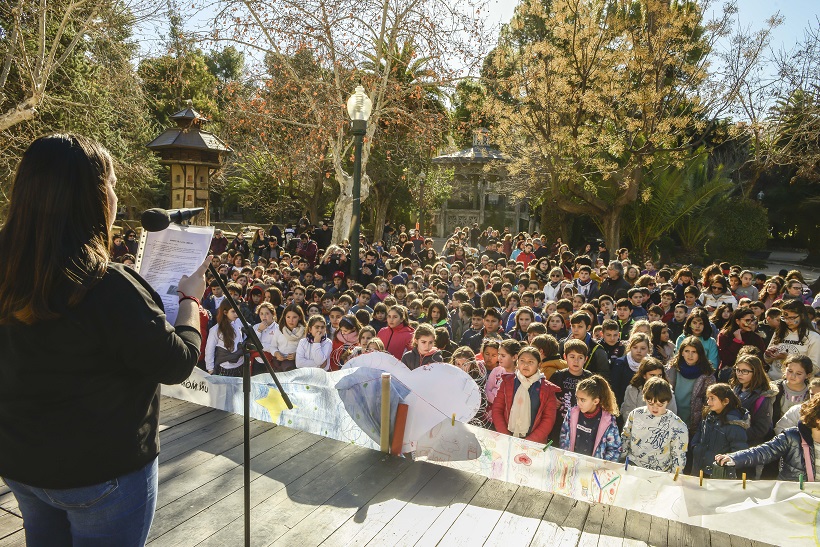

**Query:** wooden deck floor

left=0, top=398, right=773, bottom=547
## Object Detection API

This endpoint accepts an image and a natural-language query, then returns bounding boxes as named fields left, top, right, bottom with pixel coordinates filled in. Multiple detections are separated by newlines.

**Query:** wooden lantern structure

left=146, top=105, right=231, bottom=225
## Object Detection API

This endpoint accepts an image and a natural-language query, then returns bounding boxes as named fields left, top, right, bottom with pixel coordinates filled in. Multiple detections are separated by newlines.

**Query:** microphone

left=141, top=208, right=204, bottom=232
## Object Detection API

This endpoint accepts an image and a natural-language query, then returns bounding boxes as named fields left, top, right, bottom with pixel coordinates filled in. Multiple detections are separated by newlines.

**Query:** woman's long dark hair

left=720, top=306, right=755, bottom=336
left=216, top=299, right=237, bottom=351
left=0, top=134, right=114, bottom=324
left=683, top=308, right=713, bottom=338
left=773, top=300, right=814, bottom=344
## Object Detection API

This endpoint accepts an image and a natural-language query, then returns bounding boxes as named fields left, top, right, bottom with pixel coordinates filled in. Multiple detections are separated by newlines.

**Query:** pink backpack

left=801, top=437, right=815, bottom=482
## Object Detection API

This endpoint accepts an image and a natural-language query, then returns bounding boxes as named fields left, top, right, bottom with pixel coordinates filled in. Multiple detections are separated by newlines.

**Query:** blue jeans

left=3, top=457, right=158, bottom=547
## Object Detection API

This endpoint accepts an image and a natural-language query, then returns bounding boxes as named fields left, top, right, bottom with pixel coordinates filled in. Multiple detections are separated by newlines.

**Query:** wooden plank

left=0, top=510, right=23, bottom=540
left=598, top=504, right=627, bottom=547
left=729, top=535, right=752, bottom=547
left=666, top=519, right=684, bottom=547
left=156, top=400, right=213, bottom=427
left=193, top=440, right=363, bottom=547
left=157, top=423, right=298, bottom=496
left=0, top=491, right=19, bottom=516
left=483, top=487, right=552, bottom=547
left=710, top=530, right=732, bottom=547
left=152, top=434, right=368, bottom=545
left=432, top=478, right=519, bottom=546
left=410, top=470, right=487, bottom=546
left=319, top=460, right=441, bottom=546
left=648, top=514, right=670, bottom=547
left=158, top=419, right=273, bottom=484
left=270, top=455, right=411, bottom=546
left=365, top=465, right=485, bottom=546
left=0, top=528, right=26, bottom=546
left=157, top=409, right=227, bottom=444
left=679, top=522, right=711, bottom=547
left=158, top=413, right=244, bottom=463
left=578, top=503, right=607, bottom=547
left=159, top=396, right=188, bottom=411
left=623, top=510, right=652, bottom=543
left=557, top=498, right=591, bottom=547
left=530, top=493, right=577, bottom=547
left=147, top=428, right=322, bottom=541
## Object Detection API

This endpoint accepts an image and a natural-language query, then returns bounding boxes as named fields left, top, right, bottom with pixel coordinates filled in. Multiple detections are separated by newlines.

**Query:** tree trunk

left=539, top=200, right=571, bottom=242
left=306, top=173, right=324, bottom=225
left=330, top=172, right=370, bottom=244
left=371, top=188, right=391, bottom=244
left=601, top=211, right=621, bottom=253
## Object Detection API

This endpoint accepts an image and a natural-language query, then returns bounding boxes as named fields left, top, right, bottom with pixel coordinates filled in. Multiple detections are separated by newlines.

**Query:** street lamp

left=346, top=85, right=372, bottom=281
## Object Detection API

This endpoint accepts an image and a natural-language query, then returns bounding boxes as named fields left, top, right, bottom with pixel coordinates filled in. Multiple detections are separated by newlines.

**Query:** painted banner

left=415, top=420, right=820, bottom=546
left=161, top=356, right=481, bottom=452
left=163, top=363, right=820, bottom=546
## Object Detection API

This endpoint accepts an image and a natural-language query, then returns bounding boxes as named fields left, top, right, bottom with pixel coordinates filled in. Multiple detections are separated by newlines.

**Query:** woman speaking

left=0, top=134, right=210, bottom=546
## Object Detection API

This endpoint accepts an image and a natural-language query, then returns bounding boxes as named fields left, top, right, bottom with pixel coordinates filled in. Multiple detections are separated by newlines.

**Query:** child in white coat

left=296, top=315, right=333, bottom=370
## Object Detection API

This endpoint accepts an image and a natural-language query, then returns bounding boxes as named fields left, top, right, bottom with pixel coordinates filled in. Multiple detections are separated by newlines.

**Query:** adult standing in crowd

left=0, top=134, right=209, bottom=546
left=296, top=232, right=318, bottom=268
left=599, top=260, right=632, bottom=299
left=210, top=228, right=228, bottom=255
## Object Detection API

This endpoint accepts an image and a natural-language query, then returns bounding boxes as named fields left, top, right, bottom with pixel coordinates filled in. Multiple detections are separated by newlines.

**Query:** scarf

left=280, top=324, right=305, bottom=342
left=336, top=330, right=358, bottom=346
left=677, top=361, right=702, bottom=380
left=626, top=352, right=642, bottom=372
left=575, top=278, right=592, bottom=295
left=508, top=370, right=545, bottom=438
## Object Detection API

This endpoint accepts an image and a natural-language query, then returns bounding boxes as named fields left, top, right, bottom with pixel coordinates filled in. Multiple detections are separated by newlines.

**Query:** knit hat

left=391, top=275, right=406, bottom=286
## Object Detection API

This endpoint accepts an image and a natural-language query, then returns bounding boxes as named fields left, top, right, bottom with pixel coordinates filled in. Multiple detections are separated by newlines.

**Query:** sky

left=481, top=0, right=818, bottom=54
left=136, top=0, right=820, bottom=62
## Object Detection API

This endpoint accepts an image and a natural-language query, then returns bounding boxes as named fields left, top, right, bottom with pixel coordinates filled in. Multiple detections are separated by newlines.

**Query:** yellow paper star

left=255, top=388, right=292, bottom=422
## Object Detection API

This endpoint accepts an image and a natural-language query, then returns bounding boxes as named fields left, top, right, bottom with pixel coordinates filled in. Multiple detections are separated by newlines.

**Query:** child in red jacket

left=492, top=346, right=560, bottom=444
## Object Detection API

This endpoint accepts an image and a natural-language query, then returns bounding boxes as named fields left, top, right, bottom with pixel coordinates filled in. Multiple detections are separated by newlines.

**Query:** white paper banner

left=162, top=367, right=820, bottom=546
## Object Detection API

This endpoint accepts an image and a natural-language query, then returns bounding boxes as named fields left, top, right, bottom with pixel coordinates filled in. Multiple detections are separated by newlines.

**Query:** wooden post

left=391, top=403, right=409, bottom=456
left=380, top=373, right=391, bottom=453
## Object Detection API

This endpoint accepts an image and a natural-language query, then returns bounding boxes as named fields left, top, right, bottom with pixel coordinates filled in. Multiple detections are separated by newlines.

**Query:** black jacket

left=0, top=264, right=201, bottom=488
left=599, top=276, right=632, bottom=299
left=691, top=409, right=750, bottom=475
left=730, top=422, right=817, bottom=481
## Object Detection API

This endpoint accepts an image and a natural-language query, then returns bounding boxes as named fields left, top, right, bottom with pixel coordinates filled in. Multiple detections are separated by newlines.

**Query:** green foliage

left=451, top=80, right=489, bottom=148
left=706, top=198, right=769, bottom=262
left=362, top=38, right=450, bottom=238
left=0, top=0, right=162, bottom=215
left=138, top=50, right=219, bottom=126
left=622, top=154, right=733, bottom=260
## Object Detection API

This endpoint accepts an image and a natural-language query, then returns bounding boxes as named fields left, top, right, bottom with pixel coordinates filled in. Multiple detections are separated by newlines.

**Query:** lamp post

left=346, top=85, right=372, bottom=281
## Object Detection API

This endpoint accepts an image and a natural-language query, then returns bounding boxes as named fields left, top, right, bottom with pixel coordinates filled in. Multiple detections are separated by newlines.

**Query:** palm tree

left=623, top=153, right=733, bottom=260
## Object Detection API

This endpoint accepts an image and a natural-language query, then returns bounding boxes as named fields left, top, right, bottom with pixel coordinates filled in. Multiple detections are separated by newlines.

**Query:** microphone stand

left=150, top=212, right=293, bottom=547
left=206, top=263, right=293, bottom=547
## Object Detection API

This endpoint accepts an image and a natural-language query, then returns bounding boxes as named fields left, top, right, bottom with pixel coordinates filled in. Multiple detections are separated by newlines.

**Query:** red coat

left=378, top=324, right=415, bottom=360
left=492, top=373, right=560, bottom=443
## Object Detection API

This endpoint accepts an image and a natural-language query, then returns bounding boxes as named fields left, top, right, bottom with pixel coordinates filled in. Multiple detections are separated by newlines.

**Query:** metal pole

left=349, top=119, right=366, bottom=281
left=243, top=347, right=251, bottom=547
left=418, top=175, right=424, bottom=234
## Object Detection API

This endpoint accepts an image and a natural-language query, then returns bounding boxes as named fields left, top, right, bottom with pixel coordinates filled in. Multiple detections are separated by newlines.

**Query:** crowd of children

left=119, top=221, right=820, bottom=482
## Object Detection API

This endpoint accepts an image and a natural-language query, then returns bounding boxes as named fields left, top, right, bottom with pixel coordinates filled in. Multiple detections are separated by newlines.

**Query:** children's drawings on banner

left=162, top=365, right=820, bottom=546
left=415, top=421, right=820, bottom=546
left=162, top=354, right=480, bottom=452
left=163, top=367, right=384, bottom=449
